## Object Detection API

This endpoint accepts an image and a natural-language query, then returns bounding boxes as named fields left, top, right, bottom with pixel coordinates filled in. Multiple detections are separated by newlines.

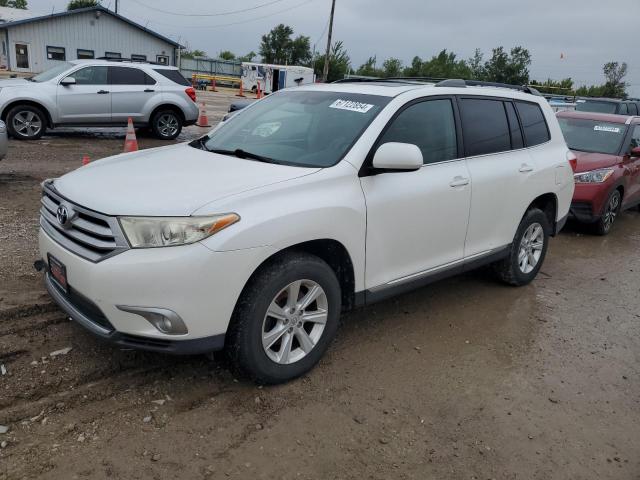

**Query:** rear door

left=459, top=97, right=542, bottom=257
left=56, top=66, right=110, bottom=124
left=109, top=66, right=157, bottom=123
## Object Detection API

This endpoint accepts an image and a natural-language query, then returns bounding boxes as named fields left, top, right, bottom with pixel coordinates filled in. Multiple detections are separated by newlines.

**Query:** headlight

left=119, top=214, right=240, bottom=248
left=573, top=168, right=615, bottom=184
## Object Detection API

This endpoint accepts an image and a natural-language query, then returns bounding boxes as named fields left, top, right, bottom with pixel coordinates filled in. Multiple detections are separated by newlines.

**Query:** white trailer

left=241, top=62, right=315, bottom=94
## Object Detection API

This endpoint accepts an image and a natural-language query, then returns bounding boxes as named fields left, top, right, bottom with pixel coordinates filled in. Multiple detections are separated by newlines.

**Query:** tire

left=6, top=104, right=46, bottom=140
left=494, top=208, right=550, bottom=286
left=226, top=252, right=341, bottom=384
left=150, top=110, right=182, bottom=140
left=594, top=189, right=621, bottom=236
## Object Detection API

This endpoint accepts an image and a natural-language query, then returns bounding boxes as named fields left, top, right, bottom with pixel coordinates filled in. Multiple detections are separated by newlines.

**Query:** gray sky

left=28, top=0, right=640, bottom=96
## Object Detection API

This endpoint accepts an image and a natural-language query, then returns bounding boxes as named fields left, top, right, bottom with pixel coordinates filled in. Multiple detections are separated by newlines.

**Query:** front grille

left=40, top=181, right=129, bottom=262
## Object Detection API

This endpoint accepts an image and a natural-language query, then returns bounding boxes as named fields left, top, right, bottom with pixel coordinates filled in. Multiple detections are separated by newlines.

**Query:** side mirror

left=60, top=77, right=76, bottom=86
left=372, top=142, right=423, bottom=171
left=630, top=146, right=640, bottom=157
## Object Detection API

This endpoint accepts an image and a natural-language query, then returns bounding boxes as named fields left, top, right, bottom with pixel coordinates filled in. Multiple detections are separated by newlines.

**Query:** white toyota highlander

left=39, top=79, right=575, bottom=383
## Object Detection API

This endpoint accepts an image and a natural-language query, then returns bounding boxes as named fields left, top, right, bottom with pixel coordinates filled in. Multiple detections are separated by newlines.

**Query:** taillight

left=185, top=87, right=196, bottom=103
left=567, top=151, right=578, bottom=172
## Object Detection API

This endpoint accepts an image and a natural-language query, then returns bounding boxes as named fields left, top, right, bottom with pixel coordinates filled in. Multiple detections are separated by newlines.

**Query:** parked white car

left=0, top=59, right=199, bottom=140
left=38, top=79, right=574, bottom=383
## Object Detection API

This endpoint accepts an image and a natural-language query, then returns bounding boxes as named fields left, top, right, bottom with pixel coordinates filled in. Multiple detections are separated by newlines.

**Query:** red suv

left=557, top=111, right=640, bottom=234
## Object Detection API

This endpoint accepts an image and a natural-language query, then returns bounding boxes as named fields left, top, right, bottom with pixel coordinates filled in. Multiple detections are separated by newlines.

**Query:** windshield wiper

left=208, top=148, right=280, bottom=164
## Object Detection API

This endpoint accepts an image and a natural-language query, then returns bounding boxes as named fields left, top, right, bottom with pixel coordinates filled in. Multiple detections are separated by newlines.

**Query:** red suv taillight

left=567, top=151, right=578, bottom=172
left=185, top=87, right=196, bottom=103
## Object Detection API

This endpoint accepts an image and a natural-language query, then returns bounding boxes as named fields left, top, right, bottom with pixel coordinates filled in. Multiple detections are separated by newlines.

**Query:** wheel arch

left=526, top=193, right=558, bottom=236
left=1, top=100, right=53, bottom=127
left=149, top=104, right=185, bottom=123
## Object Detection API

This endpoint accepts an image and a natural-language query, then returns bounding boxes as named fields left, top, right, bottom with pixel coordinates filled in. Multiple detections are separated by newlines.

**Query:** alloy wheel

left=602, top=191, right=620, bottom=233
left=262, top=279, right=328, bottom=365
left=518, top=222, right=544, bottom=274
left=13, top=111, right=42, bottom=138
left=157, top=114, right=179, bottom=138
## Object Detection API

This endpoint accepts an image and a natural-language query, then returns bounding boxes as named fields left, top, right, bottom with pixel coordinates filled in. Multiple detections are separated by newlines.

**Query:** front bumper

left=570, top=181, right=613, bottom=223
left=39, top=228, right=272, bottom=354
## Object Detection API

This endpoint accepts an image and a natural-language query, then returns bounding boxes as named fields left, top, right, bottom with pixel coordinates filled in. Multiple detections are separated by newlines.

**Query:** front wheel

left=226, top=252, right=341, bottom=384
left=594, top=189, right=621, bottom=236
left=151, top=110, right=182, bottom=140
left=494, top=208, right=550, bottom=286
left=6, top=105, right=46, bottom=140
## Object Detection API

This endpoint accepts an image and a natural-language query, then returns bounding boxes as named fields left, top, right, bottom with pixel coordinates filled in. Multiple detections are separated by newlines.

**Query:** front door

left=108, top=66, right=156, bottom=123
left=361, top=97, right=471, bottom=291
left=14, top=43, right=30, bottom=71
left=57, top=66, right=111, bottom=124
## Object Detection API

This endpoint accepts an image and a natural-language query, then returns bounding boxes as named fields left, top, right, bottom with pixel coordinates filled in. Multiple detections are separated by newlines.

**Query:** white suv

left=0, top=59, right=199, bottom=140
left=38, top=79, right=574, bottom=383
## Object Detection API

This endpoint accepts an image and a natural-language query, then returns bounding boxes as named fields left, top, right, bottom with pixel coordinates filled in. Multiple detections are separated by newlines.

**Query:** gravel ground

left=0, top=90, right=639, bottom=479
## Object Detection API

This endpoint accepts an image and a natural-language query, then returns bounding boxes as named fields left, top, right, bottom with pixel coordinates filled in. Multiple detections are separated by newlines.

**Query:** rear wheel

left=494, top=208, right=550, bottom=286
left=226, top=252, right=341, bottom=384
left=6, top=105, right=46, bottom=140
left=594, top=189, right=621, bottom=236
left=151, top=110, right=182, bottom=140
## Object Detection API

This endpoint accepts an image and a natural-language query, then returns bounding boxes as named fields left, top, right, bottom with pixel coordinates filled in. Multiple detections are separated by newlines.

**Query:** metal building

left=0, top=6, right=180, bottom=74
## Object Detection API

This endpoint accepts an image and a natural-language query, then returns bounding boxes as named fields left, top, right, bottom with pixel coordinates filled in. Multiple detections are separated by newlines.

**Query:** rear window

left=154, top=69, right=191, bottom=86
left=515, top=101, right=550, bottom=146
left=558, top=117, right=627, bottom=155
left=575, top=100, right=617, bottom=114
left=459, top=98, right=511, bottom=156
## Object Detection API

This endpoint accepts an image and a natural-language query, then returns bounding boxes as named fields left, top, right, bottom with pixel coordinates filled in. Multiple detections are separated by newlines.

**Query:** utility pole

left=115, top=0, right=119, bottom=14
left=321, top=0, right=336, bottom=83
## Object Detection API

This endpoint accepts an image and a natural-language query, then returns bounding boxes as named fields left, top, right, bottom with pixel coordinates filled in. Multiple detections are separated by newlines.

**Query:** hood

left=0, top=78, right=31, bottom=88
left=53, top=143, right=319, bottom=216
left=571, top=150, right=621, bottom=173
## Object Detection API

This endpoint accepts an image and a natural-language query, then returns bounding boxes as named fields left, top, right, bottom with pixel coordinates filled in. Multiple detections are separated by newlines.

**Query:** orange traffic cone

left=236, top=80, right=246, bottom=97
left=256, top=80, right=262, bottom=99
left=82, top=155, right=90, bottom=166
left=124, top=117, right=138, bottom=153
left=197, top=102, right=210, bottom=127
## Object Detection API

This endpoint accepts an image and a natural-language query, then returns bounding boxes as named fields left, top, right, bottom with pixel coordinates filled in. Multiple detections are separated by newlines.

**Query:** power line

left=128, top=0, right=288, bottom=17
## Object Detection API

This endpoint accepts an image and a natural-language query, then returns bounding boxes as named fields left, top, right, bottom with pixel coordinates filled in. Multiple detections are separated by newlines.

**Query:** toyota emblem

left=56, top=205, right=69, bottom=226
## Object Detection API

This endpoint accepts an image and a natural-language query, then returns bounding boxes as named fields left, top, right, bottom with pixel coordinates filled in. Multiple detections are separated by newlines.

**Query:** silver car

left=0, top=120, right=7, bottom=159
left=0, top=59, right=199, bottom=140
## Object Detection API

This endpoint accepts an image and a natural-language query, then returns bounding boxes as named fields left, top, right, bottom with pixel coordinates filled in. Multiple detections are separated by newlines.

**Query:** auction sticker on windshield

left=329, top=99, right=374, bottom=114
left=594, top=125, right=621, bottom=133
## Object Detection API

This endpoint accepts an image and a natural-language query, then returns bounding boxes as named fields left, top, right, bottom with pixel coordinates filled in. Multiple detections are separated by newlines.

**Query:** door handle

left=144, top=89, right=155, bottom=93
left=519, top=164, right=534, bottom=173
left=449, top=176, right=470, bottom=188
left=97, top=90, right=109, bottom=94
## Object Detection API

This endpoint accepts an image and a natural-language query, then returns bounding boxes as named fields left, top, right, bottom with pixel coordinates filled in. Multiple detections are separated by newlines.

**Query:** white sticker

left=329, top=99, right=374, bottom=114
left=594, top=125, right=620, bottom=133
left=576, top=99, right=586, bottom=103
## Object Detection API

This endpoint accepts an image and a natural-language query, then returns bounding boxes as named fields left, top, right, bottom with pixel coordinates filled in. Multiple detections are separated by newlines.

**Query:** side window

left=67, top=66, right=107, bottom=85
left=515, top=101, right=550, bottom=147
left=619, top=103, right=629, bottom=115
left=109, top=66, right=147, bottom=85
left=459, top=98, right=510, bottom=156
left=378, top=98, right=458, bottom=164
left=144, top=72, right=156, bottom=85
left=504, top=102, right=524, bottom=149
left=628, top=103, right=638, bottom=116
left=630, top=126, right=640, bottom=150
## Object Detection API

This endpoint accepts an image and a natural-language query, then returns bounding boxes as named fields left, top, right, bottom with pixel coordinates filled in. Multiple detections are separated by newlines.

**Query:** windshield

left=558, top=117, right=627, bottom=155
left=200, top=90, right=391, bottom=168
left=575, top=100, right=617, bottom=114
left=31, top=62, right=74, bottom=82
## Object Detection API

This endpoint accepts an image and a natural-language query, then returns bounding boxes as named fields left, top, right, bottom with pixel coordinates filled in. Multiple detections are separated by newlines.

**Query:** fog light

left=117, top=306, right=188, bottom=335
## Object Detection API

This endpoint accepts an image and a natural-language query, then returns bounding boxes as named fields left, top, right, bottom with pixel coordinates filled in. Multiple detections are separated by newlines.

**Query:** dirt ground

left=1, top=91, right=639, bottom=480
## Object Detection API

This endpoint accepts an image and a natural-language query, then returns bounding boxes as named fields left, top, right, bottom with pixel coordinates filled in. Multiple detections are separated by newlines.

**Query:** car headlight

left=119, top=214, right=240, bottom=248
left=573, top=168, right=615, bottom=184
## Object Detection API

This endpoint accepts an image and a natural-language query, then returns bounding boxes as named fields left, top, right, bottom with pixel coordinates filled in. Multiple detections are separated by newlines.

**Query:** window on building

left=515, top=101, right=550, bottom=147
left=69, top=66, right=108, bottom=85
left=109, top=66, right=155, bottom=85
left=47, top=46, right=66, bottom=61
left=379, top=99, right=458, bottom=164
left=459, top=98, right=511, bottom=156
left=131, top=54, right=147, bottom=62
left=156, top=55, right=169, bottom=65
left=105, top=51, right=122, bottom=59
left=77, top=49, right=94, bottom=59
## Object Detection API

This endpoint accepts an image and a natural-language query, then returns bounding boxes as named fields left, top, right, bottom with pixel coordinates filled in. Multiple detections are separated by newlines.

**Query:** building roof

left=0, top=5, right=181, bottom=48
left=0, top=5, right=34, bottom=23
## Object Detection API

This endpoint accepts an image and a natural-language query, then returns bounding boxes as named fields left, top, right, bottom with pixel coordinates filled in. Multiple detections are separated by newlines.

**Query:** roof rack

left=435, top=79, right=541, bottom=96
left=95, top=57, right=163, bottom=65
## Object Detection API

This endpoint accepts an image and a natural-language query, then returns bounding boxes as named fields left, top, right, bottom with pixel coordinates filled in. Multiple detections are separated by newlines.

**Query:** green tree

left=67, top=0, right=98, bottom=9
left=382, top=57, right=402, bottom=77
left=529, top=78, right=574, bottom=95
left=0, top=0, right=28, bottom=8
left=602, top=61, right=627, bottom=98
left=402, top=56, right=423, bottom=77
left=484, top=46, right=531, bottom=85
left=181, top=49, right=207, bottom=59
left=218, top=50, right=236, bottom=61
left=420, top=49, right=471, bottom=79
left=313, top=41, right=350, bottom=82
left=355, top=56, right=379, bottom=77
left=238, top=51, right=257, bottom=62
left=259, top=24, right=311, bottom=65
left=468, top=48, right=484, bottom=80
